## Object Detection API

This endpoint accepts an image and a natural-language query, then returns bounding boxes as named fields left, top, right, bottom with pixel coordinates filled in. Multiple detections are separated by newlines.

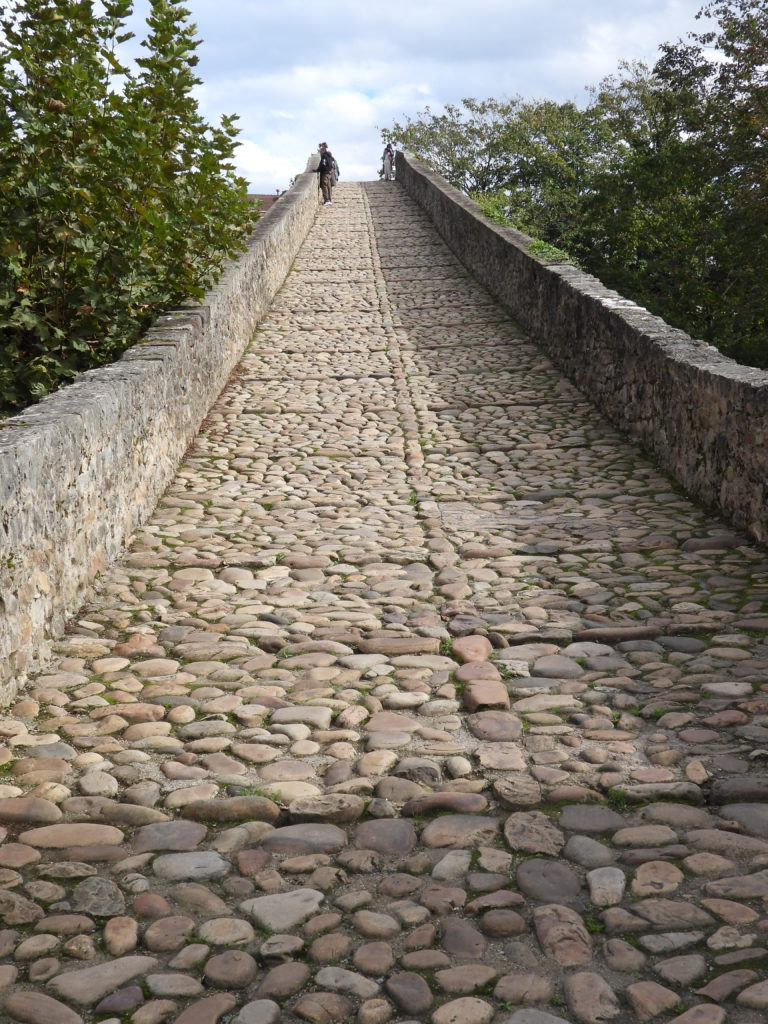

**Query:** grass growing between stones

left=605, top=789, right=633, bottom=812
left=582, top=913, right=606, bottom=934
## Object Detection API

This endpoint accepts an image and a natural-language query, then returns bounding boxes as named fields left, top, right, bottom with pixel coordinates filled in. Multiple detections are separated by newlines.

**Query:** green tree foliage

left=387, top=96, right=604, bottom=250
left=579, top=60, right=726, bottom=339
left=386, top=98, right=518, bottom=194
left=383, top=1, right=768, bottom=368
left=583, top=6, right=768, bottom=366
left=0, top=0, right=254, bottom=416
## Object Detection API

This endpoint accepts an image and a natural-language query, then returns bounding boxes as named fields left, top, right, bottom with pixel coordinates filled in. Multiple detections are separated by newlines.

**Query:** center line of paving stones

left=1, top=181, right=768, bottom=1024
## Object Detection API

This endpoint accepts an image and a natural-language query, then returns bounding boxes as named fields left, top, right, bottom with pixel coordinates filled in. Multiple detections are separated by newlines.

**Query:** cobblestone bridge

left=2, top=182, right=768, bottom=1024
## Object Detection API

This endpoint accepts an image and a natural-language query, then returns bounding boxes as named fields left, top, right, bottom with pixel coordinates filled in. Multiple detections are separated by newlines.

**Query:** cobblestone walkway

left=2, top=181, right=768, bottom=1024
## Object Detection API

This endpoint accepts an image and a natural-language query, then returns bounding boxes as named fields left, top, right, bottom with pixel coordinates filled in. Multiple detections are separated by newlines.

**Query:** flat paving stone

left=402, top=792, right=488, bottom=816
left=433, top=996, right=495, bottom=1024
left=241, top=889, right=324, bottom=931
left=0, top=799, right=62, bottom=824
left=505, top=811, right=565, bottom=855
left=533, top=904, right=592, bottom=965
left=48, top=955, right=158, bottom=1005
left=261, top=824, right=347, bottom=855
left=718, top=803, right=768, bottom=837
left=203, top=949, right=258, bottom=988
left=441, top=918, right=487, bottom=958
left=293, top=991, right=354, bottom=1023
left=3, top=991, right=84, bottom=1024
left=354, top=818, right=416, bottom=854
left=500, top=1011, right=570, bottom=1024
left=232, top=1002, right=280, bottom=1024
left=133, top=821, right=208, bottom=853
left=153, top=851, right=229, bottom=881
left=71, top=877, right=125, bottom=915
left=564, top=971, right=621, bottom=1024
left=19, top=824, right=123, bottom=847
left=517, top=859, right=581, bottom=903
left=385, top=972, right=433, bottom=1014
left=422, top=814, right=500, bottom=848
left=467, top=711, right=522, bottom=740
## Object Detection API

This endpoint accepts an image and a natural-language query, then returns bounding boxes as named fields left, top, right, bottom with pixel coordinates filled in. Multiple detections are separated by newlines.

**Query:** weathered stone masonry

left=395, top=150, right=768, bottom=546
left=0, top=171, right=320, bottom=702
left=3, top=153, right=768, bottom=705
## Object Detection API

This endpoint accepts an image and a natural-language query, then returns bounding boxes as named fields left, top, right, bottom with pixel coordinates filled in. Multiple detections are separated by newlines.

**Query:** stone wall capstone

left=395, top=150, right=768, bottom=545
left=0, top=171, right=319, bottom=703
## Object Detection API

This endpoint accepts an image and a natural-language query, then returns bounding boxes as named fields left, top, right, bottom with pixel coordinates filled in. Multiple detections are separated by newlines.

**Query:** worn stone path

left=1, top=181, right=768, bottom=1024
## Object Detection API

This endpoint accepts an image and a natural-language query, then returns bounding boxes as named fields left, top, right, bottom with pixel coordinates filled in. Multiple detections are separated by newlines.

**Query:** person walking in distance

left=316, top=142, right=336, bottom=205
left=382, top=143, right=394, bottom=181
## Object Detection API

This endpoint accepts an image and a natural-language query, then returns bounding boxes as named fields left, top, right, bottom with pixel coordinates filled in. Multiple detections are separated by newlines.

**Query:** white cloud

left=235, top=141, right=301, bottom=193
left=125, top=0, right=714, bottom=192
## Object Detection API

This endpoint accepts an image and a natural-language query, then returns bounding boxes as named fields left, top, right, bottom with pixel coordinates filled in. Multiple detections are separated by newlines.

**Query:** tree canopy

left=0, top=0, right=254, bottom=416
left=384, top=0, right=768, bottom=368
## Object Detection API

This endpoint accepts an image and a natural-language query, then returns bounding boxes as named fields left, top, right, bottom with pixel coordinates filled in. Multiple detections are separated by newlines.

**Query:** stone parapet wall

left=396, top=150, right=768, bottom=545
left=0, top=172, right=319, bottom=702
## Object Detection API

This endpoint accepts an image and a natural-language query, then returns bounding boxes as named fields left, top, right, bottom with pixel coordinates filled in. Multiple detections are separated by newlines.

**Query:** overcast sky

left=126, top=0, right=712, bottom=193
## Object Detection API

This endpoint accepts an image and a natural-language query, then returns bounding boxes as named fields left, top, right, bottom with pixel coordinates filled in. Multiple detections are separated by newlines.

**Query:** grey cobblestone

left=0, top=181, right=767, bottom=1023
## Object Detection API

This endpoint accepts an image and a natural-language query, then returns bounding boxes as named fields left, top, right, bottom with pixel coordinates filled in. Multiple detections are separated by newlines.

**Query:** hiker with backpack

left=316, top=142, right=339, bottom=205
